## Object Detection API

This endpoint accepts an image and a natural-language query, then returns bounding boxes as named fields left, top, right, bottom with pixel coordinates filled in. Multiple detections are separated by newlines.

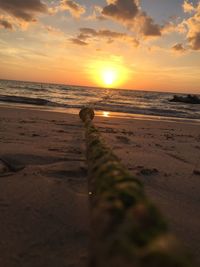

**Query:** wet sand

left=0, top=106, right=200, bottom=266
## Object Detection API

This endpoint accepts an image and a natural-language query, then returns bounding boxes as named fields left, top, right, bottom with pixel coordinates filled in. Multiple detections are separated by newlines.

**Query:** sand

left=0, top=106, right=89, bottom=267
left=0, top=105, right=200, bottom=266
left=95, top=113, right=200, bottom=264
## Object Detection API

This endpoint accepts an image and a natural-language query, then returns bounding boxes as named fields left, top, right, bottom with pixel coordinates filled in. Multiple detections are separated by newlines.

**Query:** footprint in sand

left=46, top=167, right=87, bottom=180
left=116, top=135, right=130, bottom=144
left=129, top=166, right=159, bottom=176
left=31, top=133, right=40, bottom=137
left=166, top=153, right=189, bottom=163
left=193, top=170, right=200, bottom=176
left=0, top=160, right=10, bottom=176
left=0, top=157, right=25, bottom=177
left=121, top=130, right=135, bottom=136
left=138, top=168, right=159, bottom=176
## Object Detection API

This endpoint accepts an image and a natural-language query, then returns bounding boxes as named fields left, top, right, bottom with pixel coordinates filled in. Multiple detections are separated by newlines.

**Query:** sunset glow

left=0, top=0, right=199, bottom=93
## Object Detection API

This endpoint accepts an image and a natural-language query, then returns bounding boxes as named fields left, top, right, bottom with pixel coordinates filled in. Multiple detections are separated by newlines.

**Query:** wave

left=8, top=85, right=50, bottom=92
left=0, top=95, right=64, bottom=107
left=1, top=94, right=199, bottom=120
left=0, top=80, right=199, bottom=121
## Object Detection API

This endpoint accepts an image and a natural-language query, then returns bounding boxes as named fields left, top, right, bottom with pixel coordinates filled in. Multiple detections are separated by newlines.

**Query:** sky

left=0, top=0, right=200, bottom=93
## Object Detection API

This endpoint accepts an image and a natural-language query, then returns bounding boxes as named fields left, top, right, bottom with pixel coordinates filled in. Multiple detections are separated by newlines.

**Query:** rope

left=87, top=88, right=114, bottom=110
left=79, top=107, right=195, bottom=267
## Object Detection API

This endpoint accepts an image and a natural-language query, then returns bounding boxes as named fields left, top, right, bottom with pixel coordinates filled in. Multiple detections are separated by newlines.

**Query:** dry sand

left=0, top=106, right=89, bottom=267
left=0, top=106, right=200, bottom=266
left=95, top=113, right=200, bottom=265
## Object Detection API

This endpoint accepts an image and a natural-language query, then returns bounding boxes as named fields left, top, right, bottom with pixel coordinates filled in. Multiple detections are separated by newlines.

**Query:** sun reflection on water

left=103, top=111, right=110, bottom=117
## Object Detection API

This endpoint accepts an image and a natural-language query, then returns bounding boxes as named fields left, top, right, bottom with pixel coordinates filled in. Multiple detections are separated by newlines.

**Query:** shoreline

left=0, top=105, right=200, bottom=266
left=1, top=102, right=200, bottom=124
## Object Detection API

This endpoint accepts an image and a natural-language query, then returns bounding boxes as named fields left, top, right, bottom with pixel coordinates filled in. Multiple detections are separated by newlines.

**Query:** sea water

left=0, top=79, right=199, bottom=121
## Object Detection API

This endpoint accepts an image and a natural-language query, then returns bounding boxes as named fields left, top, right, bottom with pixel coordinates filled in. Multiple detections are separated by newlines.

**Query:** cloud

left=162, top=20, right=187, bottom=35
left=70, top=38, right=88, bottom=46
left=79, top=28, right=97, bottom=36
left=0, top=18, right=13, bottom=30
left=158, top=1, right=200, bottom=50
left=79, top=27, right=127, bottom=39
left=60, top=0, right=85, bottom=18
left=0, top=0, right=48, bottom=22
left=102, top=0, right=139, bottom=21
left=43, top=25, right=64, bottom=36
left=138, top=12, right=161, bottom=37
left=182, top=0, right=195, bottom=13
left=188, top=32, right=200, bottom=50
left=101, top=0, right=162, bottom=37
left=183, top=2, right=200, bottom=50
left=0, top=14, right=25, bottom=30
left=76, top=27, right=129, bottom=44
left=86, top=5, right=107, bottom=21
left=98, top=29, right=127, bottom=38
left=70, top=27, right=139, bottom=47
left=171, top=43, right=186, bottom=53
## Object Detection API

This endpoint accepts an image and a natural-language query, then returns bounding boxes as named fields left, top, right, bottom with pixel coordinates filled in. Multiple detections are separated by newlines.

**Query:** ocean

left=0, top=79, right=199, bottom=121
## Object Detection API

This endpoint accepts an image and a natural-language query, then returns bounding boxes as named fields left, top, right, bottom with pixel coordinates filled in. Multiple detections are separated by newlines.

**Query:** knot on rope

left=79, top=107, right=95, bottom=122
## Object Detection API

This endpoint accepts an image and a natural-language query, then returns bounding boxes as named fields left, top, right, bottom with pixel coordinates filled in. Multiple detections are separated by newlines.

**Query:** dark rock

left=169, top=94, right=200, bottom=104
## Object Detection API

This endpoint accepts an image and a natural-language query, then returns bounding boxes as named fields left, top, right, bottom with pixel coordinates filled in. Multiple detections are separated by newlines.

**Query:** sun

left=88, top=60, right=129, bottom=88
left=102, top=69, right=117, bottom=86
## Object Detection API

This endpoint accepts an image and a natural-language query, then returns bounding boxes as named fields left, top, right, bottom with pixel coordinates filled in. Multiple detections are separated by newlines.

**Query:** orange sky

left=0, top=0, right=200, bottom=93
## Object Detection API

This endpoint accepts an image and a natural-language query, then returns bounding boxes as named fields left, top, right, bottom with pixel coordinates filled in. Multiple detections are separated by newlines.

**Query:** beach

left=0, top=106, right=89, bottom=267
left=0, top=105, right=200, bottom=266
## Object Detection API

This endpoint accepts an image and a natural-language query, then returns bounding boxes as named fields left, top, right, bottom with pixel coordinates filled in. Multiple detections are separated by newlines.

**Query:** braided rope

left=79, top=107, right=194, bottom=267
